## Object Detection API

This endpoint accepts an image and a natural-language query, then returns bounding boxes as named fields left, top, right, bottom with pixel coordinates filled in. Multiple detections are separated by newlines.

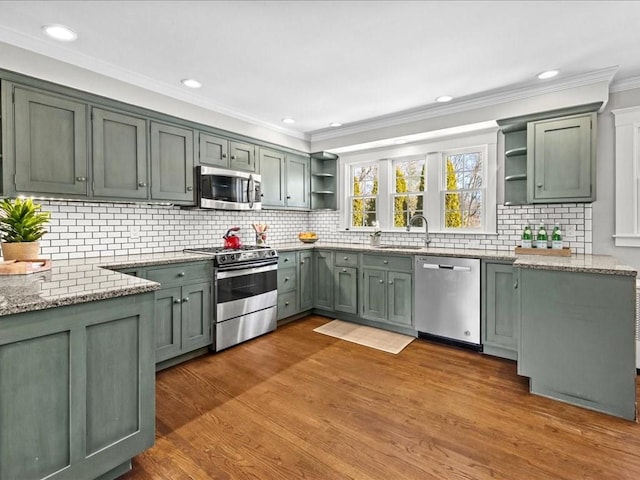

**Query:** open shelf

left=505, top=146, right=527, bottom=157
left=310, top=151, right=338, bottom=210
left=505, top=174, right=527, bottom=181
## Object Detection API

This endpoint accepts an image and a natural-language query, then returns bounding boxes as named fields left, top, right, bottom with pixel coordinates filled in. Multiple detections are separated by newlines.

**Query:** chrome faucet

left=406, top=214, right=431, bottom=246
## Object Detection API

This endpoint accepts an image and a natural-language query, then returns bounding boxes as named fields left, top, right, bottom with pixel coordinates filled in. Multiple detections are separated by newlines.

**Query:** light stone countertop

left=0, top=245, right=635, bottom=318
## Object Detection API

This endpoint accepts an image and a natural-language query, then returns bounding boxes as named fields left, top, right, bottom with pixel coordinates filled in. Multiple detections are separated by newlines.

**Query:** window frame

left=339, top=130, right=498, bottom=234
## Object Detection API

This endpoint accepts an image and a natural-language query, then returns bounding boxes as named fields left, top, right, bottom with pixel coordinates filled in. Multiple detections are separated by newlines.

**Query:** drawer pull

left=183, top=297, right=189, bottom=302
left=389, top=280, right=393, bottom=285
left=187, top=186, right=193, bottom=192
left=379, top=279, right=384, bottom=284
left=285, top=277, right=289, bottom=282
left=300, top=260, right=305, bottom=265
left=343, top=256, right=348, bottom=260
left=284, top=258, right=289, bottom=262
left=284, top=302, right=289, bottom=306
left=178, top=272, right=186, bottom=277
left=174, top=299, right=182, bottom=304
left=76, top=176, right=87, bottom=182
left=222, top=153, right=227, bottom=158
left=383, top=260, right=388, bottom=264
left=138, top=181, right=147, bottom=187
left=342, top=268, right=347, bottom=273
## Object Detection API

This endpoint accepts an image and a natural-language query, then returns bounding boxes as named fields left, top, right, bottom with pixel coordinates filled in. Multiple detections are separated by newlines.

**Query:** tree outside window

left=351, top=164, right=378, bottom=227
left=393, top=159, right=425, bottom=227
left=444, top=151, right=483, bottom=229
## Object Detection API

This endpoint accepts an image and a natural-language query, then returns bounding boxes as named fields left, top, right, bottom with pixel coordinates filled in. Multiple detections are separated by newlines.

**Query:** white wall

left=593, top=87, right=640, bottom=268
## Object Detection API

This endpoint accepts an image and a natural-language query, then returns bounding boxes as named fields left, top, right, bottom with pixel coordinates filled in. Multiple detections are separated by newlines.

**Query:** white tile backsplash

left=27, top=201, right=591, bottom=260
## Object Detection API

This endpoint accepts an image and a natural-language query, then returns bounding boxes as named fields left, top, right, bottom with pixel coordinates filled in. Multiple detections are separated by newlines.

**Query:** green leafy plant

left=0, top=197, right=51, bottom=243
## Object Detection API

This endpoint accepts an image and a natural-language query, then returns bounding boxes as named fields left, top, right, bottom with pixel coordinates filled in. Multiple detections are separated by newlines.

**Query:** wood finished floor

left=121, top=315, right=640, bottom=480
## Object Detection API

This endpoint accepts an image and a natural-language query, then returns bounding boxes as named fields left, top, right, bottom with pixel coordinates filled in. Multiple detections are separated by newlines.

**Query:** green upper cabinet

left=259, top=147, right=286, bottom=206
left=198, top=132, right=229, bottom=168
left=528, top=113, right=595, bottom=203
left=259, top=147, right=310, bottom=209
left=286, top=153, right=310, bottom=209
left=92, top=108, right=148, bottom=199
left=150, top=121, right=195, bottom=203
left=310, top=151, right=338, bottom=210
left=12, top=85, right=88, bottom=196
left=230, top=140, right=256, bottom=172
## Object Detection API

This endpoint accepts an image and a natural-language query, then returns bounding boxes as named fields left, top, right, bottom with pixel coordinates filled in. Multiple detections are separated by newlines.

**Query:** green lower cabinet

left=314, top=250, right=334, bottom=310
left=299, top=251, right=313, bottom=310
left=154, top=286, right=182, bottom=361
left=276, top=250, right=314, bottom=321
left=0, top=293, right=155, bottom=480
left=517, top=267, right=636, bottom=420
left=362, top=268, right=412, bottom=326
left=334, top=266, right=358, bottom=315
left=482, top=261, right=518, bottom=360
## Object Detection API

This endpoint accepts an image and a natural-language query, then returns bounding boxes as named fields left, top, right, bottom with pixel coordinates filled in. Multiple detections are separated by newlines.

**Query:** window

left=350, top=163, right=378, bottom=227
left=341, top=130, right=497, bottom=234
left=393, top=158, right=425, bottom=227
left=612, top=106, right=640, bottom=246
left=443, top=149, right=484, bottom=230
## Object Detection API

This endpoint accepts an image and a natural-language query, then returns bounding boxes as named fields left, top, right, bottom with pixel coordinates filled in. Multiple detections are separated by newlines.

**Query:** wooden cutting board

left=0, top=259, right=52, bottom=275
left=514, top=247, right=572, bottom=257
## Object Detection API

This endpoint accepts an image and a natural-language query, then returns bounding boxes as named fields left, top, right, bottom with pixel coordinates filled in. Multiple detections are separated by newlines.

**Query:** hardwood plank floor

left=121, top=315, right=640, bottom=480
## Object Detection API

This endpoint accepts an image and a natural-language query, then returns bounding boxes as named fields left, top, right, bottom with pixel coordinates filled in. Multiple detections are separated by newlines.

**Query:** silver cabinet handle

left=284, top=258, right=289, bottom=262
left=342, top=268, right=347, bottom=272
left=231, top=155, right=236, bottom=160
left=138, top=182, right=147, bottom=187
left=183, top=297, right=189, bottom=302
left=343, top=256, right=348, bottom=260
left=514, top=279, right=518, bottom=289
left=287, top=195, right=291, bottom=199
left=300, top=260, right=305, bottom=265
left=379, top=279, right=384, bottom=284
left=187, top=186, right=193, bottom=191
left=178, top=272, right=186, bottom=277
left=383, top=260, right=388, bottom=264
left=222, top=153, right=227, bottom=158
left=389, top=280, right=393, bottom=285
left=284, top=301, right=289, bottom=306
left=76, top=176, right=87, bottom=182
left=284, top=277, right=289, bottom=282
left=174, top=299, right=182, bottom=304
left=537, top=183, right=543, bottom=188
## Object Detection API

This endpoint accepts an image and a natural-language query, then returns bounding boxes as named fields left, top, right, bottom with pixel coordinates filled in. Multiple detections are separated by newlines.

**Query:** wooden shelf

left=505, top=146, right=527, bottom=157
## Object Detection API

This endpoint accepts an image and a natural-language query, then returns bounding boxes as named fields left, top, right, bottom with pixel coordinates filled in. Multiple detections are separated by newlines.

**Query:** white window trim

left=339, top=129, right=498, bottom=234
left=612, top=106, right=640, bottom=247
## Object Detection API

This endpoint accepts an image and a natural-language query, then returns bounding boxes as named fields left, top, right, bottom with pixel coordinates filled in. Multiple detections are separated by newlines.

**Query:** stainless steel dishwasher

left=414, top=256, right=481, bottom=350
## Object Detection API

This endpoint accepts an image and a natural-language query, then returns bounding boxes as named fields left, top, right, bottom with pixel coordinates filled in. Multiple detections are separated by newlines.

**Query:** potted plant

left=370, top=220, right=382, bottom=246
left=0, top=197, right=50, bottom=261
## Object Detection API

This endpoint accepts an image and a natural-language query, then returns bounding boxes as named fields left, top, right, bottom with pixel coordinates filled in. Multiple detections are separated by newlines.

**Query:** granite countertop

left=273, top=242, right=638, bottom=277
left=0, top=251, right=212, bottom=317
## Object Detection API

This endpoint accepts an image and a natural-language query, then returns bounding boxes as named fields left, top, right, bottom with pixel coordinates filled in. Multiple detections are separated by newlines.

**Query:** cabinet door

left=229, top=140, right=256, bottom=172
left=180, top=282, right=212, bottom=352
left=259, top=148, right=286, bottom=206
left=334, top=266, right=358, bottom=315
left=154, top=287, right=182, bottom=362
left=314, top=251, right=334, bottom=310
left=92, top=108, right=148, bottom=199
left=484, top=263, right=517, bottom=351
left=387, top=271, right=412, bottom=325
left=529, top=114, right=594, bottom=202
left=362, top=268, right=387, bottom=321
left=13, top=87, right=88, bottom=196
left=299, top=251, right=314, bottom=311
left=199, top=132, right=229, bottom=167
left=286, top=154, right=310, bottom=209
left=150, top=122, right=195, bottom=202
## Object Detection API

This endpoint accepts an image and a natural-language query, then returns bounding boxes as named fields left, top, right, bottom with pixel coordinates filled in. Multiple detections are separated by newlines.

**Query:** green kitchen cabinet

left=259, top=147, right=310, bottom=209
left=230, top=140, right=256, bottom=172
left=516, top=267, right=636, bottom=420
left=482, top=260, right=517, bottom=360
left=198, top=132, right=229, bottom=168
left=150, top=121, right=195, bottom=203
left=361, top=254, right=413, bottom=326
left=92, top=107, right=148, bottom=199
left=0, top=292, right=155, bottom=480
left=276, top=250, right=314, bottom=321
left=143, top=261, right=213, bottom=363
left=503, top=127, right=528, bottom=206
left=11, top=84, right=89, bottom=197
left=314, top=250, right=334, bottom=310
left=334, top=266, right=358, bottom=315
left=528, top=113, right=595, bottom=203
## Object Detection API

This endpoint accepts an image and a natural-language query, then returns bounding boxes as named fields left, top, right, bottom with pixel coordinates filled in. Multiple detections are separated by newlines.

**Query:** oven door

left=216, top=262, right=278, bottom=323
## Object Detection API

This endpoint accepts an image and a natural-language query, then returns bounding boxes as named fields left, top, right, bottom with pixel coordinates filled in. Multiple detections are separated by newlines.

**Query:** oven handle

left=216, top=261, right=278, bottom=278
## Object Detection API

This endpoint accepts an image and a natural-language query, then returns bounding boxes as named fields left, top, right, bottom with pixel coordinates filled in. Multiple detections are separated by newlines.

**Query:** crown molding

left=310, top=66, right=619, bottom=143
left=0, top=27, right=308, bottom=141
left=610, top=76, right=640, bottom=93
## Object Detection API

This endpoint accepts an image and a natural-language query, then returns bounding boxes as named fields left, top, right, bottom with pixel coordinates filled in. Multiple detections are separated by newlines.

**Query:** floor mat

left=313, top=319, right=415, bottom=354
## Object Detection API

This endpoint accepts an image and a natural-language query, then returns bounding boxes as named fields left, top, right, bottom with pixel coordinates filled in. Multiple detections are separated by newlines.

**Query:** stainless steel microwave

left=196, top=166, right=262, bottom=210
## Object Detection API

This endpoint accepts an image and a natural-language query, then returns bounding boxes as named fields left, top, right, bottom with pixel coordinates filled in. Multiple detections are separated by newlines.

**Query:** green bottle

left=552, top=224, right=563, bottom=250
left=536, top=223, right=548, bottom=249
left=521, top=225, right=533, bottom=248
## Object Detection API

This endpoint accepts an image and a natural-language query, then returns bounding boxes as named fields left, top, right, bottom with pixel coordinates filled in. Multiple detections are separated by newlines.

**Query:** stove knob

left=220, top=255, right=226, bottom=263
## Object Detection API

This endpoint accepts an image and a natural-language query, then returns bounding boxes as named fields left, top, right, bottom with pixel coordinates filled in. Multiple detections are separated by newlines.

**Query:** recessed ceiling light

left=181, top=78, right=202, bottom=89
left=394, top=139, right=407, bottom=145
left=282, top=118, right=296, bottom=124
left=329, top=122, right=342, bottom=127
left=42, top=24, right=77, bottom=42
left=538, top=70, right=559, bottom=79
left=436, top=95, right=453, bottom=103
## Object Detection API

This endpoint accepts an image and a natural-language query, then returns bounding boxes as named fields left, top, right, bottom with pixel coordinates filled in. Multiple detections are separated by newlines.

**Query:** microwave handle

left=248, top=174, right=255, bottom=208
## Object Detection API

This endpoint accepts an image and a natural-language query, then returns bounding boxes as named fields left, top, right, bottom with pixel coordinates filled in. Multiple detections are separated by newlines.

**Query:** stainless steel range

left=184, top=245, right=278, bottom=351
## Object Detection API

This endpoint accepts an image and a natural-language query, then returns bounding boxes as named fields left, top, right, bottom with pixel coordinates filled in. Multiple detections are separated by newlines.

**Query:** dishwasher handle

left=421, top=263, right=472, bottom=272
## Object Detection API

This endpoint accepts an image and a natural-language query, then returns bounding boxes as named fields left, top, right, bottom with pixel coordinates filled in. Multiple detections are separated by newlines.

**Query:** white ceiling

left=1, top=0, right=640, bottom=138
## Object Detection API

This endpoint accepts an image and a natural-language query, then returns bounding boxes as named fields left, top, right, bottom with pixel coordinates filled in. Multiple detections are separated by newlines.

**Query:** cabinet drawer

left=278, top=267, right=297, bottom=293
left=145, top=261, right=211, bottom=286
left=333, top=251, right=359, bottom=267
left=278, top=251, right=297, bottom=267
left=278, top=291, right=297, bottom=319
left=362, top=254, right=412, bottom=271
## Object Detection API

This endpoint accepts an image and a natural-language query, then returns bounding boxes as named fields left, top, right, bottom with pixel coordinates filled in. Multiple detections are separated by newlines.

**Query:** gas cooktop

left=184, top=245, right=278, bottom=267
